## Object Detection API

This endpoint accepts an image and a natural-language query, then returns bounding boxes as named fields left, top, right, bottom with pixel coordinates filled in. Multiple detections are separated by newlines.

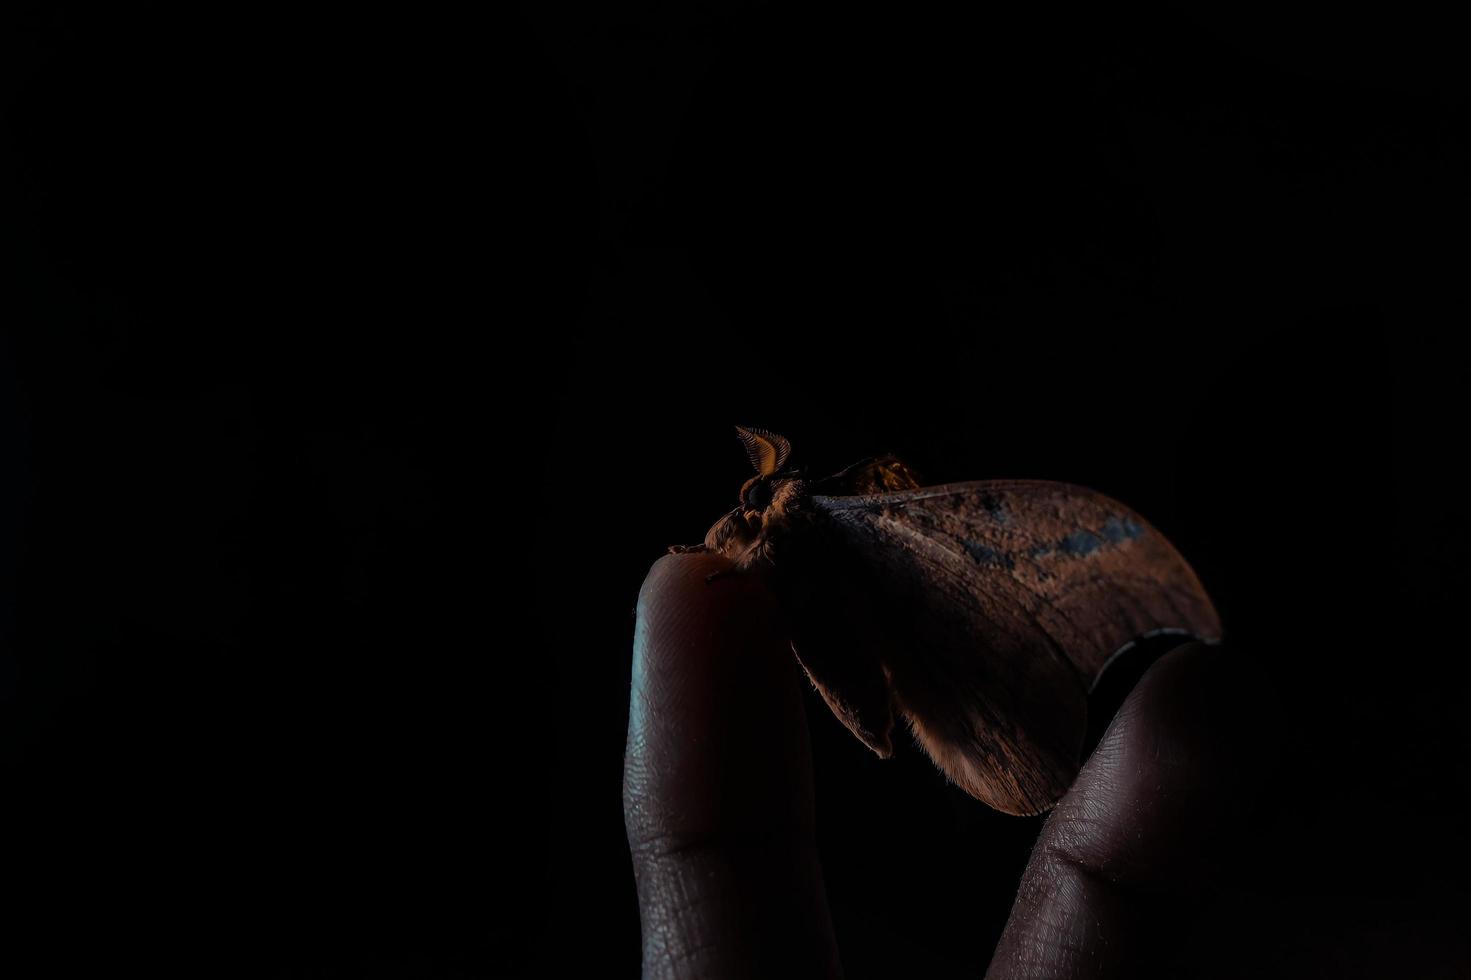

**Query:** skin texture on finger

left=986, top=641, right=1276, bottom=980
left=624, top=553, right=842, bottom=980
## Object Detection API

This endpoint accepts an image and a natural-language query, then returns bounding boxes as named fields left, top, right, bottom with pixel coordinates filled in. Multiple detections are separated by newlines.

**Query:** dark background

left=2, top=4, right=1466, bottom=977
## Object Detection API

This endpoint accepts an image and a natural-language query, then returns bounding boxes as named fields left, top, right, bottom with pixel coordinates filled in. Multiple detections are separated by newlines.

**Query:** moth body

left=671, top=426, right=1222, bottom=816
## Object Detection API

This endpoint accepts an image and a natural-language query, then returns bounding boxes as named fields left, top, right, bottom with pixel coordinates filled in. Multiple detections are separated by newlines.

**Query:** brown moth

left=670, top=426, right=1223, bottom=816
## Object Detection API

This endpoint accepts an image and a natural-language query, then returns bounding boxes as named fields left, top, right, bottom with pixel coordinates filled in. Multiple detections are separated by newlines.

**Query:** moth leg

left=702, top=539, right=770, bottom=583
left=667, top=543, right=708, bottom=555
left=734, top=537, right=777, bottom=573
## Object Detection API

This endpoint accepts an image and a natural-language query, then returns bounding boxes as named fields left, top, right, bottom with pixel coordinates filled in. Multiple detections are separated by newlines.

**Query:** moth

left=671, top=426, right=1222, bottom=816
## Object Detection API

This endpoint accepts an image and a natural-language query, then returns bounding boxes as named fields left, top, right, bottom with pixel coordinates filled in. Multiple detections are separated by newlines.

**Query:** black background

left=2, top=4, right=1467, bottom=977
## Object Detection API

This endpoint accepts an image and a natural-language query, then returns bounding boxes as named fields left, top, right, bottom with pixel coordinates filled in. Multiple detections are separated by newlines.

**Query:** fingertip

left=1109, top=639, right=1279, bottom=801
left=987, top=640, right=1281, bottom=977
left=640, top=550, right=728, bottom=595
left=637, top=551, right=735, bottom=612
left=638, top=550, right=771, bottom=615
left=635, top=552, right=782, bottom=669
left=1054, top=639, right=1279, bottom=890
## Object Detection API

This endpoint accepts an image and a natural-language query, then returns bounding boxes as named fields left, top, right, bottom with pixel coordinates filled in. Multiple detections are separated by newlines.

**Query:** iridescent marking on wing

left=815, top=480, right=1222, bottom=683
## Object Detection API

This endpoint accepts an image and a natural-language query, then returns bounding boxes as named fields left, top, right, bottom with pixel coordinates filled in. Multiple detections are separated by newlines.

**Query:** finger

left=986, top=641, right=1276, bottom=980
left=623, top=552, right=841, bottom=980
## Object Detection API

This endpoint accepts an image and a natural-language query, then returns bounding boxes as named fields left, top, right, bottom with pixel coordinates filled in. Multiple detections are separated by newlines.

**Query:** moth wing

left=767, top=515, right=896, bottom=757
left=734, top=426, right=792, bottom=476
left=811, top=480, right=1221, bottom=815
left=790, top=638, right=897, bottom=759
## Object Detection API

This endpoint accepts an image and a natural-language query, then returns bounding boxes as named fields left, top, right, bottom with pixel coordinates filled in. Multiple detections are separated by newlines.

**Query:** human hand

left=624, top=552, right=1273, bottom=978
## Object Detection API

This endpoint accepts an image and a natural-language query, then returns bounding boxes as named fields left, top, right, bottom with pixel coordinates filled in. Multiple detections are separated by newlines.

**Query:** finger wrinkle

left=989, top=867, right=1120, bottom=979
left=633, top=843, right=836, bottom=980
left=637, top=866, right=723, bottom=980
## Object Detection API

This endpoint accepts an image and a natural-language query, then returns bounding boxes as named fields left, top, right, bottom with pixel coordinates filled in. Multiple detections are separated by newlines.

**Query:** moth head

left=733, top=426, right=792, bottom=516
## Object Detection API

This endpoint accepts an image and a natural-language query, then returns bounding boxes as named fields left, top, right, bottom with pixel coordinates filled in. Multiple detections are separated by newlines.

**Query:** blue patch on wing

left=963, top=540, right=1016, bottom=569
left=1030, top=515, right=1144, bottom=560
left=1101, top=515, right=1143, bottom=543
